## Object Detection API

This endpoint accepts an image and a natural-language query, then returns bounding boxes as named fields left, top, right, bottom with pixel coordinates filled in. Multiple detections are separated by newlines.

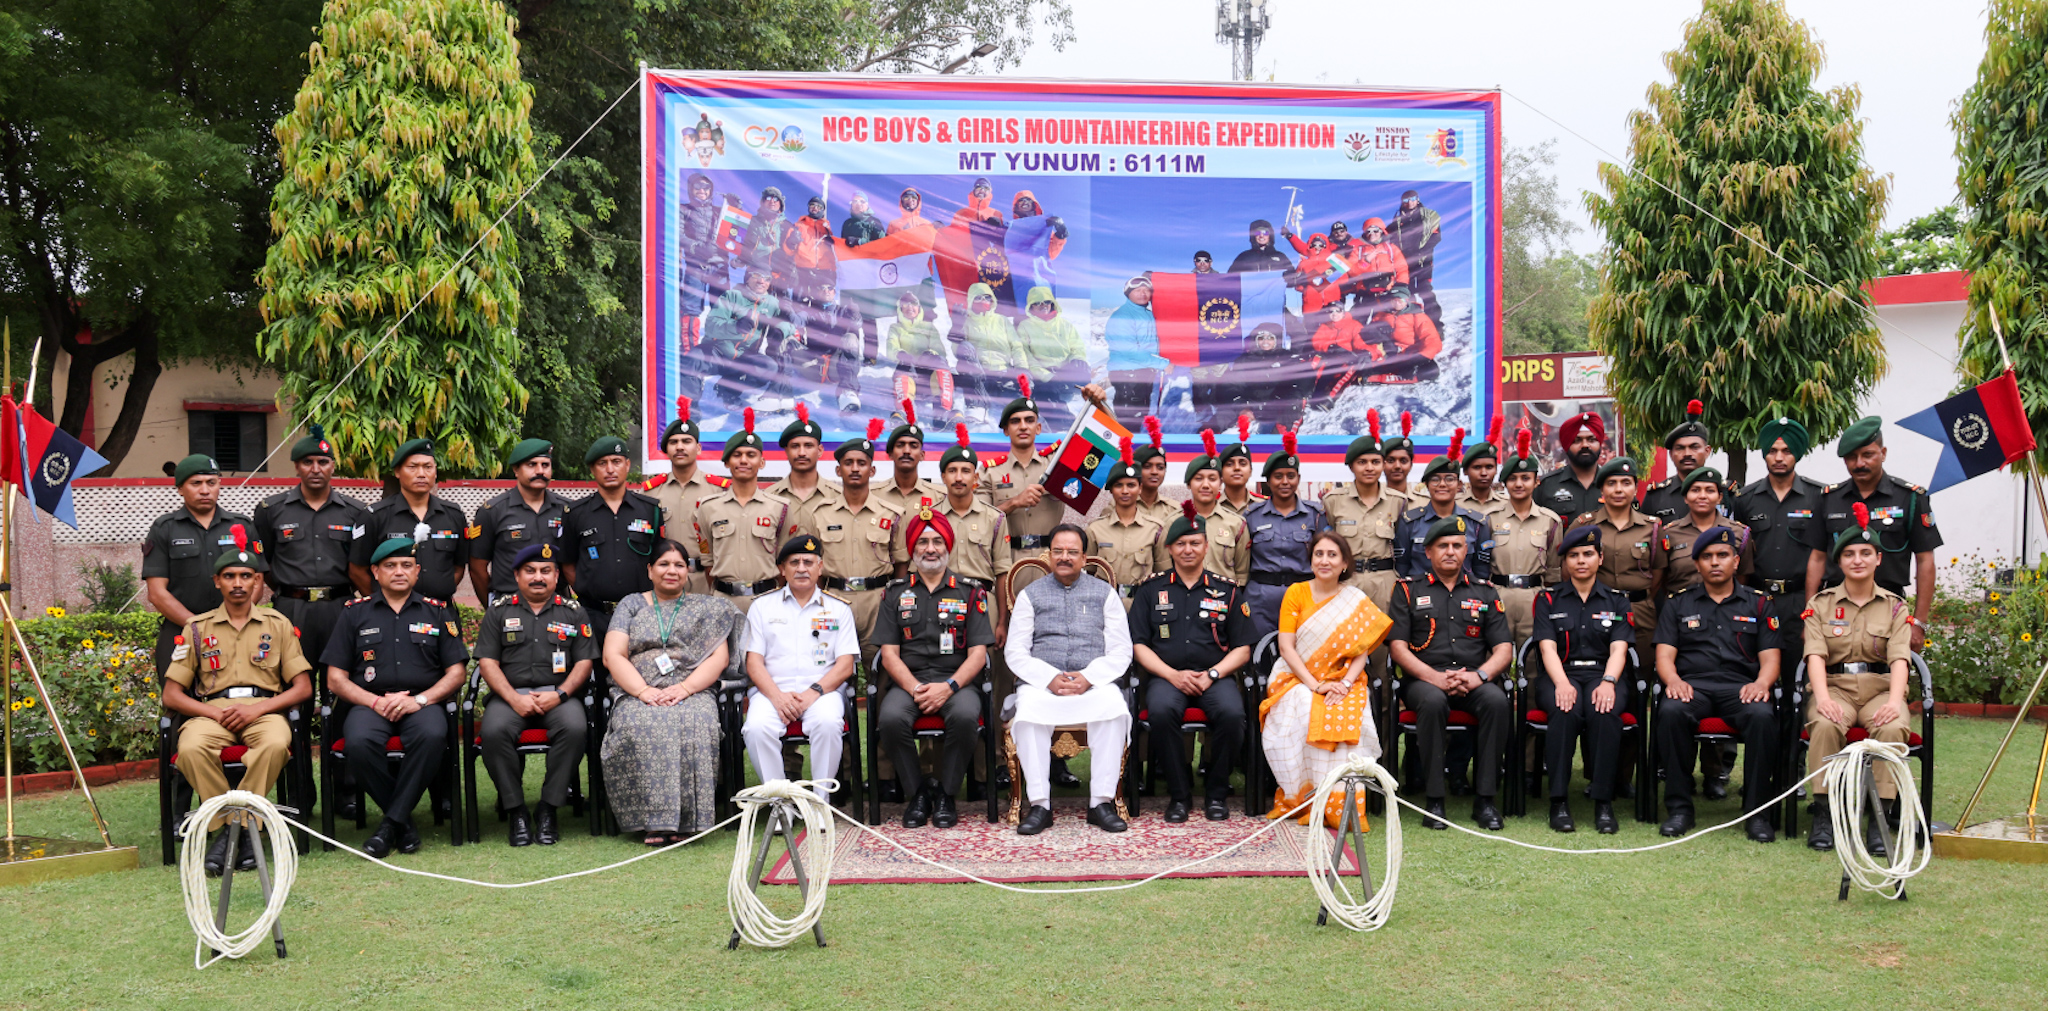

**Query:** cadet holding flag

left=1084, top=438, right=1169, bottom=604
left=982, top=377, right=1064, bottom=555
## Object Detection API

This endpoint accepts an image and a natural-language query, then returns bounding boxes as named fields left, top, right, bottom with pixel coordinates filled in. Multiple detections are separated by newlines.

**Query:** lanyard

left=653, top=596, right=684, bottom=646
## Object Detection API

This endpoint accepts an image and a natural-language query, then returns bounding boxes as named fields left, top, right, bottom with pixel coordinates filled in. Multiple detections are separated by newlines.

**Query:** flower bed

left=5, top=609, right=162, bottom=773
left=1924, top=554, right=2048, bottom=705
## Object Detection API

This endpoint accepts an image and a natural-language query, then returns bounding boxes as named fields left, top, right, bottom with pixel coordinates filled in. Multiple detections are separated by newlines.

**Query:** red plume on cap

left=1447, top=426, right=1465, bottom=462
left=1282, top=429, right=1297, bottom=456
left=1516, top=427, right=1532, bottom=460
left=1368, top=408, right=1382, bottom=441
left=1016, top=374, right=1032, bottom=399
left=866, top=418, right=884, bottom=441
left=795, top=402, right=810, bottom=424
left=1201, top=428, right=1218, bottom=458
left=232, top=524, right=248, bottom=552
left=1487, top=413, right=1503, bottom=448
left=1687, top=399, right=1704, bottom=419
left=901, top=398, right=917, bottom=426
left=676, top=396, right=691, bottom=423
left=1237, top=413, right=1252, bottom=443
left=1119, top=435, right=1134, bottom=464
left=955, top=423, right=971, bottom=448
left=1853, top=502, right=1870, bottom=530
left=1144, top=415, right=1163, bottom=449
left=1400, top=411, right=1414, bottom=437
left=1181, top=499, right=1198, bottom=520
left=742, top=407, right=755, bottom=434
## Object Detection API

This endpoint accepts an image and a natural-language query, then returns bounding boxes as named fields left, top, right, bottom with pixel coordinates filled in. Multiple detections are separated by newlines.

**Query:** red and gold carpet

left=767, top=799, right=1362, bottom=885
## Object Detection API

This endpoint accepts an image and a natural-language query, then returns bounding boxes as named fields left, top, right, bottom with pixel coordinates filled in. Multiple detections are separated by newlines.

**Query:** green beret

left=1183, top=455, right=1219, bottom=483
left=390, top=438, right=434, bottom=472
left=1681, top=466, right=1724, bottom=492
left=172, top=454, right=219, bottom=488
left=507, top=438, right=553, bottom=468
left=1166, top=503, right=1206, bottom=544
left=722, top=430, right=765, bottom=463
left=290, top=423, right=334, bottom=462
left=1664, top=400, right=1710, bottom=450
left=779, top=414, right=824, bottom=448
left=939, top=445, right=978, bottom=471
left=1502, top=449, right=1541, bottom=477
left=584, top=435, right=629, bottom=465
left=1133, top=444, right=1166, bottom=466
left=1261, top=453, right=1298, bottom=479
left=1756, top=416, right=1810, bottom=458
left=887, top=422, right=925, bottom=450
left=1107, top=461, right=1141, bottom=485
left=1345, top=435, right=1383, bottom=468
left=1420, top=453, right=1461, bottom=482
left=662, top=415, right=700, bottom=447
left=776, top=533, right=823, bottom=565
left=1218, top=441, right=1253, bottom=464
left=835, top=435, right=876, bottom=462
left=1000, top=396, right=1038, bottom=428
left=1831, top=517, right=1880, bottom=560
left=370, top=538, right=417, bottom=564
left=1423, top=514, right=1470, bottom=547
left=1837, top=416, right=1882, bottom=457
left=1461, top=441, right=1498, bottom=467
left=1595, top=457, right=1638, bottom=484
left=213, top=524, right=267, bottom=575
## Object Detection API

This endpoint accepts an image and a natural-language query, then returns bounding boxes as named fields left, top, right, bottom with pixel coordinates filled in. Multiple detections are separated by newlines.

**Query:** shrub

left=7, top=610, right=162, bottom=772
left=1923, top=553, right=2048, bottom=705
left=77, top=559, right=142, bottom=614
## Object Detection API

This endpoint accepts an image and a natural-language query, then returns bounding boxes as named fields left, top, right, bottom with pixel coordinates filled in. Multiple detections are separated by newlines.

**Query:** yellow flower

left=1992, top=608, right=2001, bottom=616
left=109, top=658, right=121, bottom=668
left=44, top=606, right=62, bottom=618
left=1950, top=557, right=1958, bottom=564
left=86, top=729, right=95, bottom=737
left=79, top=639, right=94, bottom=649
left=1990, top=592, right=2002, bottom=602
left=23, top=697, right=33, bottom=708
left=2026, top=633, right=2037, bottom=643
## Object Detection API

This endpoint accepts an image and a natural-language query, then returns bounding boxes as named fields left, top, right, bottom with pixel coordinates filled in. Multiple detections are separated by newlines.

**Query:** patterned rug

left=765, top=799, right=1363, bottom=885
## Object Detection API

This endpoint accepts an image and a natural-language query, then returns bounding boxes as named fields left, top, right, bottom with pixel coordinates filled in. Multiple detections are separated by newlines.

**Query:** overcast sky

left=1000, top=0, right=1987, bottom=252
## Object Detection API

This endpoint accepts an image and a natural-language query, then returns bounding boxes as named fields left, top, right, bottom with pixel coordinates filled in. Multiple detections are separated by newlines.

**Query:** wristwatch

left=1205, top=668, right=1221, bottom=682
left=1601, top=673, right=1619, bottom=684
left=807, top=682, right=825, bottom=696
left=944, top=678, right=961, bottom=692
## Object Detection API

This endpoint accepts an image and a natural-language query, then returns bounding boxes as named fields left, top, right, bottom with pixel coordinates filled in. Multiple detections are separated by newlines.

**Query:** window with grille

left=187, top=411, right=267, bottom=473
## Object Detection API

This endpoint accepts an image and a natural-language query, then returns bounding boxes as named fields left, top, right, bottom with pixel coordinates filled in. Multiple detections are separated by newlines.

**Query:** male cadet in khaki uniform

left=1085, top=440, right=1169, bottom=606
left=253, top=425, right=370, bottom=672
left=1536, top=411, right=1608, bottom=520
left=1568, top=457, right=1667, bottom=658
left=474, top=543, right=595, bottom=847
left=1801, top=416, right=1941, bottom=653
left=1380, top=410, right=1425, bottom=506
left=695, top=409, right=792, bottom=615
left=144, top=455, right=258, bottom=677
left=1658, top=466, right=1754, bottom=596
left=1489, top=430, right=1562, bottom=643
left=1639, top=400, right=1726, bottom=524
left=352, top=439, right=471, bottom=604
left=766, top=403, right=842, bottom=509
left=1801, top=505, right=1915, bottom=852
left=646, top=396, right=727, bottom=594
left=1392, top=429, right=1494, bottom=582
left=1455, top=417, right=1511, bottom=519
left=1181, top=430, right=1251, bottom=583
left=560, top=436, right=660, bottom=640
left=871, top=400, right=945, bottom=520
left=1132, top=415, right=1180, bottom=531
left=468, top=439, right=572, bottom=599
left=792, top=420, right=907, bottom=642
left=1242, top=432, right=1322, bottom=641
left=1733, top=417, right=1828, bottom=638
left=1216, top=413, right=1264, bottom=515
left=161, top=526, right=314, bottom=875
left=981, top=377, right=1066, bottom=558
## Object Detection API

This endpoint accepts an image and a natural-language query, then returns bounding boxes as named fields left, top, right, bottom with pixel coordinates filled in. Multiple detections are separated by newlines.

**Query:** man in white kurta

left=743, top=536, right=861, bottom=802
left=1004, top=526, right=1134, bottom=834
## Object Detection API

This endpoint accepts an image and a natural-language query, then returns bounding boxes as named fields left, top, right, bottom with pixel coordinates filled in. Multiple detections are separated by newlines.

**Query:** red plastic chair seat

left=169, top=744, right=258, bottom=766
left=472, top=728, right=553, bottom=747
left=1697, top=718, right=1735, bottom=735
left=330, top=736, right=407, bottom=754
left=1523, top=710, right=1637, bottom=727
left=1399, top=710, right=1477, bottom=727
left=1135, top=707, right=1209, bottom=723
left=784, top=721, right=849, bottom=738
left=1800, top=726, right=1923, bottom=747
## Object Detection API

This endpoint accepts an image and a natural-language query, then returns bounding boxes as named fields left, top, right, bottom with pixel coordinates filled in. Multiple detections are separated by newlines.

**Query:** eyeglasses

left=1251, top=229, right=1272, bottom=237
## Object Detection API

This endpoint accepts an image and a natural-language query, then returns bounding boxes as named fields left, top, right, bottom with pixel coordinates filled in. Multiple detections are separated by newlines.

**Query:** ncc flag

left=934, top=219, right=1019, bottom=309
left=1152, top=271, right=1288, bottom=368
left=0, top=397, right=109, bottom=528
left=1898, top=368, right=2037, bottom=493
left=1043, top=407, right=1135, bottom=513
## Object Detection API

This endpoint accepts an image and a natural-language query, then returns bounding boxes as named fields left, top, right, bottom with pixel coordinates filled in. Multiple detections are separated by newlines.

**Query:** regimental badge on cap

left=540, top=544, right=552, bottom=559
left=805, top=538, right=818, bottom=552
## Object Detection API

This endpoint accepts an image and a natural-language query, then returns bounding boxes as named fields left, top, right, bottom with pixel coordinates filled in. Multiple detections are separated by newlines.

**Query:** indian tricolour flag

left=1044, top=406, right=1136, bottom=513
left=714, top=203, right=752, bottom=256
left=834, top=224, right=936, bottom=290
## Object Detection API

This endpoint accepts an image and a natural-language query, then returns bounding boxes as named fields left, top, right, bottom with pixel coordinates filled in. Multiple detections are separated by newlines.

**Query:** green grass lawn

left=1, top=716, right=2046, bottom=1010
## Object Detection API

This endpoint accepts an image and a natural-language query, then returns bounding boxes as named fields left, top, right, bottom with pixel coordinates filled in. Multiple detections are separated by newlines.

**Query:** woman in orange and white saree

left=1260, top=531, right=1393, bottom=828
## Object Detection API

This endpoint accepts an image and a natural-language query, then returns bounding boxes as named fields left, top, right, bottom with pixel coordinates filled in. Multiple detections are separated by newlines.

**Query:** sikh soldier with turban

left=1536, top=411, right=1607, bottom=519
left=1733, top=416, right=1828, bottom=638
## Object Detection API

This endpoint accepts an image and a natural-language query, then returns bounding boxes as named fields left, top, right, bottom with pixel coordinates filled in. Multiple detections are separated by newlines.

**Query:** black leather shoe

left=932, top=794, right=958, bottom=829
left=1745, top=814, right=1776, bottom=844
left=535, top=804, right=559, bottom=845
left=901, top=785, right=932, bottom=828
left=339, top=796, right=360, bottom=821
left=1473, top=797, right=1503, bottom=831
left=1017, top=805, right=1054, bottom=835
left=1866, top=812, right=1889, bottom=859
left=1204, top=799, right=1230, bottom=822
left=1703, top=776, right=1730, bottom=801
left=1549, top=800, right=1575, bottom=833
left=1086, top=802, right=1129, bottom=833
left=1164, top=799, right=1191, bottom=823
left=508, top=806, right=534, bottom=847
left=1808, top=797, right=1835, bottom=851
left=1420, top=798, right=1448, bottom=830
left=363, top=820, right=397, bottom=858
left=1660, top=809, right=1695, bottom=837
left=1594, top=802, right=1618, bottom=834
left=1050, top=757, right=1081, bottom=788
left=204, top=829, right=233, bottom=877
left=235, top=827, right=259, bottom=872
left=397, top=821, right=423, bottom=854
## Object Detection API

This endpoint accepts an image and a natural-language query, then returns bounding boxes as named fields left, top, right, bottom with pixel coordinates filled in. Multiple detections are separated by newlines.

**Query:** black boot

left=932, top=793, right=958, bottom=829
left=1808, top=796, right=1835, bottom=851
left=1593, top=801, right=1618, bottom=834
left=1420, top=797, right=1448, bottom=830
left=901, top=780, right=932, bottom=828
left=535, top=804, right=559, bottom=845
left=508, top=806, right=534, bottom=847
left=235, top=826, right=259, bottom=872
left=204, top=828, right=234, bottom=877
left=1549, top=800, right=1575, bottom=833
left=1472, top=796, right=1503, bottom=831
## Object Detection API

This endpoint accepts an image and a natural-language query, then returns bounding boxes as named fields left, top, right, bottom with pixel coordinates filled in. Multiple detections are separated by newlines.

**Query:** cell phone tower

left=1215, top=0, right=1270, bottom=82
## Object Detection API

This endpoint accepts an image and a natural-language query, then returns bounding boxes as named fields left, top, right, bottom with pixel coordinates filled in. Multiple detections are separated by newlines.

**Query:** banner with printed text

left=643, top=70, right=1501, bottom=475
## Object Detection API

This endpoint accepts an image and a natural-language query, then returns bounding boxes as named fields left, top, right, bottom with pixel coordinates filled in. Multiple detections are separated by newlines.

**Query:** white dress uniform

left=741, top=585, right=860, bottom=800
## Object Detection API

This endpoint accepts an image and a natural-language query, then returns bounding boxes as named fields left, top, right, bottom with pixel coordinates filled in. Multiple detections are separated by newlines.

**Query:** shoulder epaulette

left=490, top=593, right=517, bottom=608
left=345, top=595, right=374, bottom=607
left=423, top=596, right=448, bottom=608
left=707, top=473, right=731, bottom=488
left=1824, top=481, right=1844, bottom=493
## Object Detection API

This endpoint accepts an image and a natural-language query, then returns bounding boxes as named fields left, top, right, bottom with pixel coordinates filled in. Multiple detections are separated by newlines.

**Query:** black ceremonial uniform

left=252, top=487, right=369, bottom=668
left=1652, top=583, right=1784, bottom=814
left=142, top=506, right=257, bottom=677
left=559, top=489, right=663, bottom=639
left=1388, top=572, right=1512, bottom=799
left=475, top=594, right=597, bottom=813
left=1535, top=467, right=1601, bottom=521
left=354, top=495, right=471, bottom=602
left=321, top=592, right=469, bottom=827
left=1128, top=569, right=1254, bottom=807
left=1731, top=474, right=1827, bottom=632
left=469, top=488, right=573, bottom=595
left=1799, top=475, right=1941, bottom=596
left=1391, top=505, right=1494, bottom=581
left=1530, top=581, right=1635, bottom=801
left=873, top=572, right=997, bottom=799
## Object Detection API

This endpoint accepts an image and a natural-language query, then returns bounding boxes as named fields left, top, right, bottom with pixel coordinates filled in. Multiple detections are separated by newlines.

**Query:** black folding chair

left=158, top=700, right=314, bottom=865
left=1781, top=651, right=1936, bottom=837
left=718, top=681, right=863, bottom=816
left=1128, top=650, right=1260, bottom=818
left=458, top=663, right=593, bottom=843
left=1647, top=661, right=1792, bottom=833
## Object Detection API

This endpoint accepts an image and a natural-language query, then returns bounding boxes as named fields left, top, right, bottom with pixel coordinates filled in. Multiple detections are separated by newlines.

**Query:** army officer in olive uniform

left=475, top=543, right=596, bottom=847
left=468, top=439, right=572, bottom=597
left=144, top=454, right=258, bottom=677
left=352, top=439, right=471, bottom=604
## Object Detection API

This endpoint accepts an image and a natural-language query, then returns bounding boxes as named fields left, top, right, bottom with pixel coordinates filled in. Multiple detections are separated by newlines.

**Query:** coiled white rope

left=727, top=779, right=840, bottom=948
left=178, top=791, right=299, bottom=970
left=1302, top=754, right=1402, bottom=932
left=1824, top=740, right=1930, bottom=898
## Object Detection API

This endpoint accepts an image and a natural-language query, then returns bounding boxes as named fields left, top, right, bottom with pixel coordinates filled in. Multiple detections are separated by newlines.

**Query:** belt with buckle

left=512, top=685, right=561, bottom=695
left=1623, top=588, right=1648, bottom=602
left=1490, top=573, right=1543, bottom=589
left=714, top=576, right=782, bottom=598
left=1352, top=557, right=1396, bottom=573
left=1827, top=662, right=1881, bottom=675
left=1010, top=533, right=1051, bottom=550
left=1251, top=570, right=1310, bottom=586
left=1755, top=577, right=1794, bottom=595
left=277, top=584, right=353, bottom=602
left=1567, top=659, right=1604, bottom=668
left=822, top=575, right=885, bottom=592
left=196, top=686, right=278, bottom=703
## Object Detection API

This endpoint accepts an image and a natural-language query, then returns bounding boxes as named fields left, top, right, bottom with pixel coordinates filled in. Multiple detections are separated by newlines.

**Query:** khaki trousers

left=176, top=706, right=292, bottom=830
left=1806, top=671, right=1910, bottom=798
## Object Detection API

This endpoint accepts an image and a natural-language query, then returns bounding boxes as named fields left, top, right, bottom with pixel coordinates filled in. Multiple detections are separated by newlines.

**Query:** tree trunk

left=94, top=321, right=160, bottom=473
left=53, top=309, right=152, bottom=473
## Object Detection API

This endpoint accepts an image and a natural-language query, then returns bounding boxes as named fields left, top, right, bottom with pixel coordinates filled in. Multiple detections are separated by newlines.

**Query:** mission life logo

left=1344, top=126, right=1413, bottom=163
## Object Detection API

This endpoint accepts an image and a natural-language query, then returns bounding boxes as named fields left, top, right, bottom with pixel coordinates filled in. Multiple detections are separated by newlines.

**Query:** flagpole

left=1987, top=303, right=2018, bottom=373
left=2, top=319, right=12, bottom=841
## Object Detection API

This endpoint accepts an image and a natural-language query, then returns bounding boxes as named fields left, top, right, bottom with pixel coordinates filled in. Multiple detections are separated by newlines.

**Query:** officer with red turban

left=1537, top=411, right=1608, bottom=519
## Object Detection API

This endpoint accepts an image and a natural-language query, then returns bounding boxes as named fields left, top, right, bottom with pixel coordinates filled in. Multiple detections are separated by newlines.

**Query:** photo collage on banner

left=643, top=72, right=1502, bottom=476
